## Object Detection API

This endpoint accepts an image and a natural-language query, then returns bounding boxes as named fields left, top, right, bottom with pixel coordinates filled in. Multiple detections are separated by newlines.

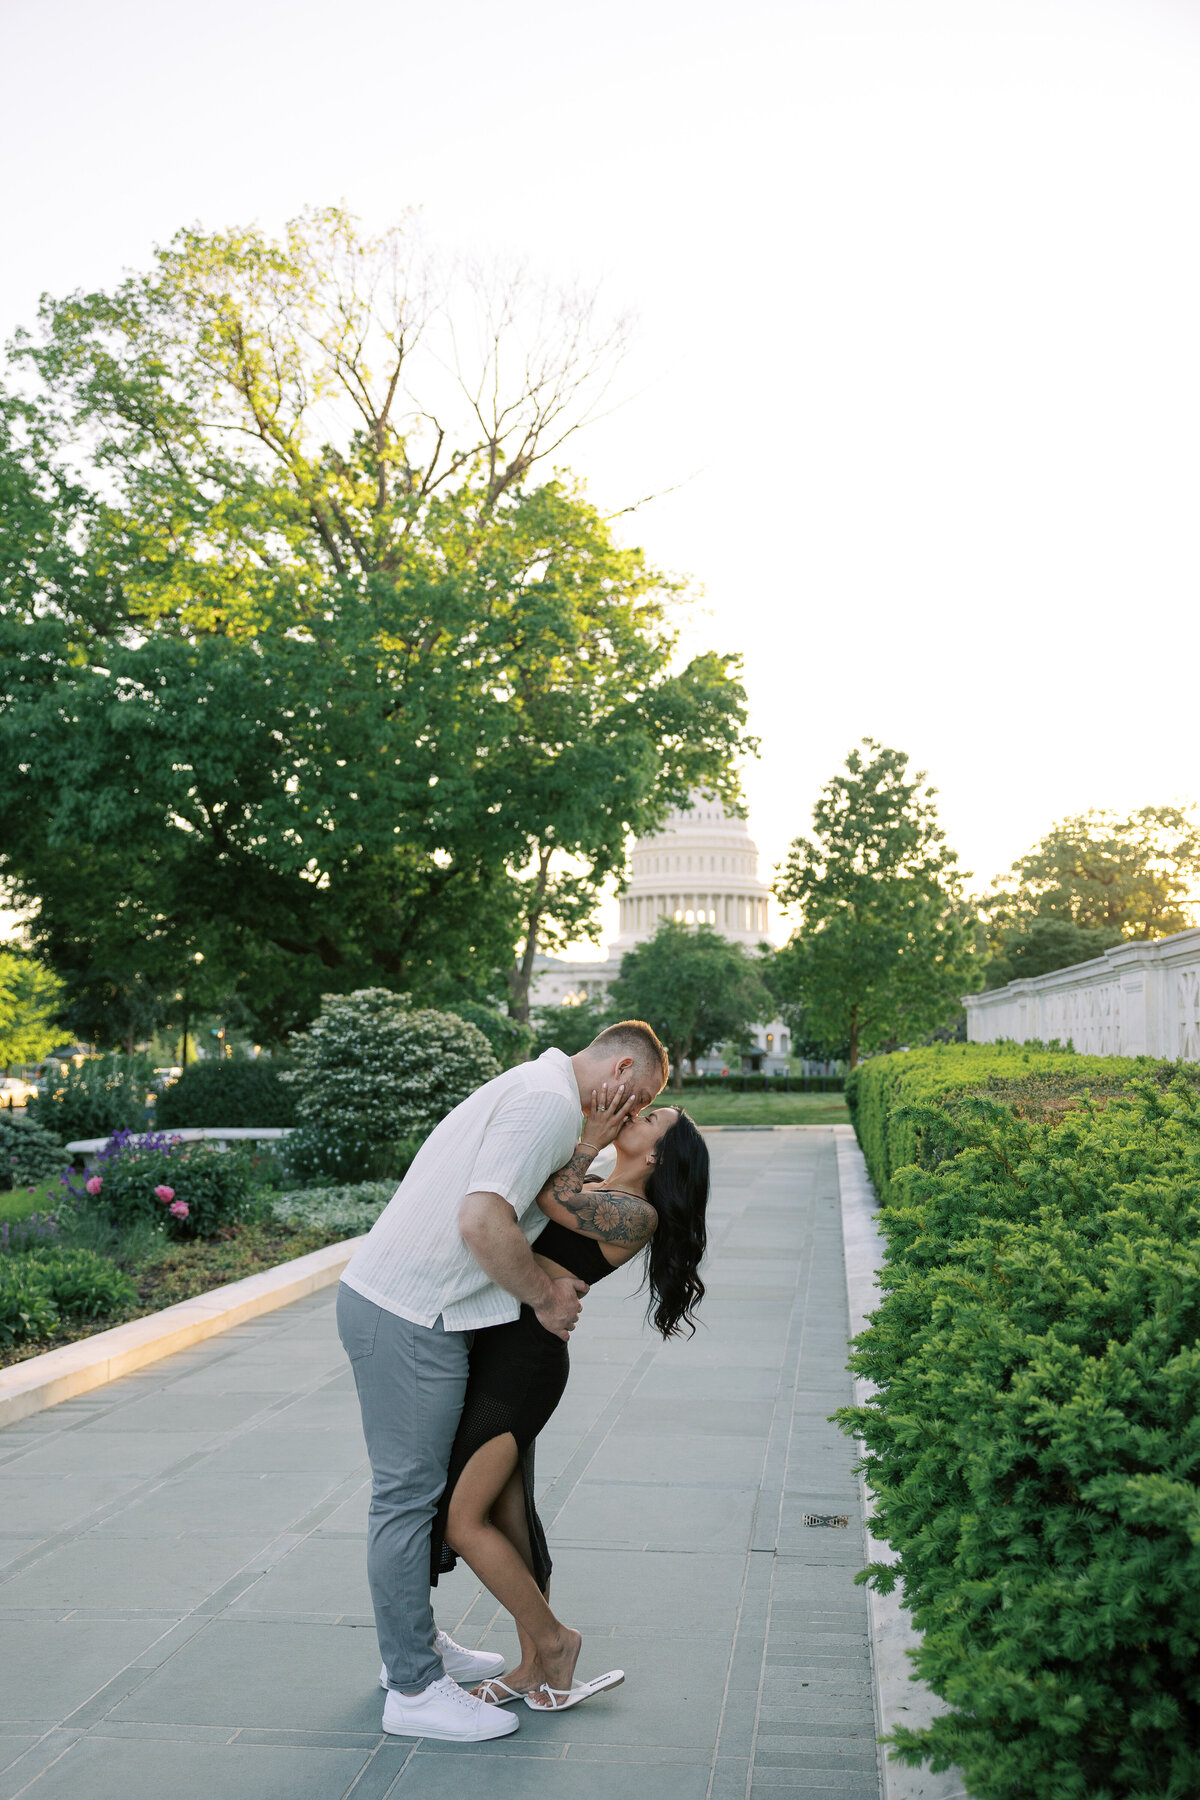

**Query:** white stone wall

left=964, top=927, right=1200, bottom=1060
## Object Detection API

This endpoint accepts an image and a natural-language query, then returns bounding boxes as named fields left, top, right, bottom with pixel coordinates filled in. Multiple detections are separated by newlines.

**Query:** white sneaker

left=382, top=1674, right=519, bottom=1741
left=379, top=1629, right=506, bottom=1690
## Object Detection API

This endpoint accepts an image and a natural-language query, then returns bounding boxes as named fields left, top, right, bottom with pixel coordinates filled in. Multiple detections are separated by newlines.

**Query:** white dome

left=612, top=795, right=771, bottom=950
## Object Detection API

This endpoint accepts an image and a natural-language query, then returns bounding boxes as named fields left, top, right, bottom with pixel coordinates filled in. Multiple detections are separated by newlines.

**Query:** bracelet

left=579, top=1141, right=600, bottom=1154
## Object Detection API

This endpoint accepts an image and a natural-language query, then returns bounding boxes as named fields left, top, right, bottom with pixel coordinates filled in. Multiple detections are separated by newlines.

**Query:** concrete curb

left=0, top=1234, right=365, bottom=1430
left=834, top=1124, right=970, bottom=1800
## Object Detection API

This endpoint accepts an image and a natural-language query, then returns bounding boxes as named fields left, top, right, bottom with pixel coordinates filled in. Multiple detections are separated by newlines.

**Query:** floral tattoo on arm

left=542, top=1153, right=655, bottom=1247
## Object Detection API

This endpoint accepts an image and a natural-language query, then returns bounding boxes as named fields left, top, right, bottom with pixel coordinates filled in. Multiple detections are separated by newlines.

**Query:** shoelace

left=428, top=1676, right=482, bottom=1710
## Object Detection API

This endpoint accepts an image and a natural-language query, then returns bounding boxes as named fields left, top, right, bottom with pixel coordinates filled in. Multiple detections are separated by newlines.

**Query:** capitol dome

left=611, top=797, right=773, bottom=952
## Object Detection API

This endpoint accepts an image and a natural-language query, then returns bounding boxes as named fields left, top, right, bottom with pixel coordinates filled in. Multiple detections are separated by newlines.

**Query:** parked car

left=0, top=1075, right=39, bottom=1108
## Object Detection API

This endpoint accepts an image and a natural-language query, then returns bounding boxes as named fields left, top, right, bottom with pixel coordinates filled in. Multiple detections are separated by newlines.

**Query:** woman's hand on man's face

left=583, top=1083, right=643, bottom=1151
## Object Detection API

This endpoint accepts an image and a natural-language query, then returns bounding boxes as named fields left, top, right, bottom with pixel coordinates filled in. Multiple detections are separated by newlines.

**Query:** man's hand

left=534, top=1276, right=589, bottom=1342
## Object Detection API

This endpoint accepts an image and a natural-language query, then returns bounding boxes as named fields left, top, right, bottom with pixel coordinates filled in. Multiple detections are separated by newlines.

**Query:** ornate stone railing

left=964, top=927, right=1200, bottom=1060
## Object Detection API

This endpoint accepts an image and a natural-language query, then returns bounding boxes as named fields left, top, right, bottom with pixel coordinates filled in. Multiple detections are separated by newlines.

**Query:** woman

left=430, top=1089, right=710, bottom=1712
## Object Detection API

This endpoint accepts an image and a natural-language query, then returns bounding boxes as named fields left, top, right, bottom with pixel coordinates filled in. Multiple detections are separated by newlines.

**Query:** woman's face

left=617, top=1105, right=680, bottom=1162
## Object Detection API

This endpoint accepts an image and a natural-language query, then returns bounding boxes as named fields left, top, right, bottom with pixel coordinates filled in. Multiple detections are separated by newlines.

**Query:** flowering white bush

left=283, top=989, right=500, bottom=1145
left=269, top=1181, right=394, bottom=1236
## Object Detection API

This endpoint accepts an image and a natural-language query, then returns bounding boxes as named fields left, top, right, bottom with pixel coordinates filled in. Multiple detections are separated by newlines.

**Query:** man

left=336, top=1019, right=669, bottom=1742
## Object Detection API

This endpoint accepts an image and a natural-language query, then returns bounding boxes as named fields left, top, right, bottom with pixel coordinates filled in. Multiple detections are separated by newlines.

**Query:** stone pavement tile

left=609, top=1396, right=775, bottom=1438
left=635, top=1363, right=782, bottom=1401
left=547, top=1547, right=746, bottom=1633
left=228, top=1536, right=370, bottom=1616
left=311, top=1483, right=369, bottom=1535
left=562, top=1742, right=709, bottom=1763
left=0, top=1538, right=40, bottom=1569
left=551, top=1479, right=758, bottom=1551
left=0, top=1474, right=145, bottom=1535
left=0, top=1618, right=168, bottom=1719
left=90, top=1472, right=346, bottom=1538
left=1, top=1533, right=276, bottom=1612
left=1, top=1432, right=218, bottom=1478
left=0, top=1736, right=41, bottom=1773
left=391, top=1751, right=710, bottom=1799
left=164, top=1362, right=334, bottom=1395
left=17, top=1734, right=368, bottom=1800
left=582, top=1432, right=768, bottom=1488
left=504, top=1632, right=732, bottom=1748
left=107, top=1618, right=383, bottom=1730
left=751, top=1778, right=879, bottom=1795
left=81, top=1393, right=278, bottom=1435
left=197, top=1428, right=366, bottom=1475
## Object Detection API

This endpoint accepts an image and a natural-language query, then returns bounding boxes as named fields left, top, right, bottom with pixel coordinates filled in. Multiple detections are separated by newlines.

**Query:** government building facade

left=530, top=798, right=793, bottom=1075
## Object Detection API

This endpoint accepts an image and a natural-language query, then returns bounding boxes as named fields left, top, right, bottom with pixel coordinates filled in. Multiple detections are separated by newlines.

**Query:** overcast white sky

left=4, top=0, right=1199, bottom=954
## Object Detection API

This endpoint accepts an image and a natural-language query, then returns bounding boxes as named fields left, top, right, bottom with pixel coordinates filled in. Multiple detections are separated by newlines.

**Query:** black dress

left=431, top=1216, right=617, bottom=1591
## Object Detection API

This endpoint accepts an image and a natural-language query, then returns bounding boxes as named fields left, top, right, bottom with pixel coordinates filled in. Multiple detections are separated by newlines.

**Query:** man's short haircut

left=588, top=1020, right=669, bottom=1090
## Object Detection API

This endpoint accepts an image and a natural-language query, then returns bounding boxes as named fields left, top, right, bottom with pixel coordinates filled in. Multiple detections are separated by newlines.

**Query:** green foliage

left=0, top=1246, right=136, bottom=1345
left=841, top=1081, right=1200, bottom=1800
left=983, top=805, right=1200, bottom=940
left=447, top=1003, right=535, bottom=1070
left=530, top=995, right=613, bottom=1059
left=0, top=945, right=63, bottom=1065
left=608, top=919, right=773, bottom=1091
left=284, top=989, right=499, bottom=1148
left=269, top=1181, right=395, bottom=1238
left=155, top=1058, right=297, bottom=1128
left=81, top=1138, right=254, bottom=1241
left=843, top=1041, right=1197, bottom=1202
left=0, top=210, right=753, bottom=1046
left=28, top=1054, right=151, bottom=1140
left=984, top=917, right=1123, bottom=988
left=0, top=1114, right=67, bottom=1187
left=774, top=741, right=980, bottom=1067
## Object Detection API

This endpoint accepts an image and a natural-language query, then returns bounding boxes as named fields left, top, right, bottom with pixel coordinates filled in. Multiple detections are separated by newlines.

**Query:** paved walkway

left=0, top=1130, right=880, bottom=1800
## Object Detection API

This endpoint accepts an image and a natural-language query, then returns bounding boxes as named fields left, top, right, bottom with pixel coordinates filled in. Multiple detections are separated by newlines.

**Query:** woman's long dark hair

left=644, top=1109, right=709, bottom=1338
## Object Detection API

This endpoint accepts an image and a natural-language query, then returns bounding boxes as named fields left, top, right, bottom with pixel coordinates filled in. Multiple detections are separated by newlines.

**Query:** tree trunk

left=848, top=1009, right=860, bottom=1070
left=671, top=1040, right=688, bottom=1091
left=508, top=845, right=553, bottom=1027
left=180, top=997, right=190, bottom=1068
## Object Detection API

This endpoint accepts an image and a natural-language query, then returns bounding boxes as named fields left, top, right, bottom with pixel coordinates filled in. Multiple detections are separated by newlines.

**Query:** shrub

left=0, top=1261, right=59, bottom=1346
left=279, top=1126, right=422, bottom=1187
left=28, top=1053, right=152, bottom=1140
left=844, top=1042, right=1199, bottom=1202
left=269, top=1181, right=394, bottom=1237
left=0, top=1212, right=62, bottom=1254
left=67, top=1130, right=253, bottom=1241
left=842, top=1081, right=1200, bottom=1800
left=284, top=988, right=499, bottom=1146
left=0, top=1115, right=68, bottom=1188
left=155, top=1058, right=297, bottom=1129
left=24, top=1246, right=138, bottom=1319
left=449, top=1002, right=535, bottom=1070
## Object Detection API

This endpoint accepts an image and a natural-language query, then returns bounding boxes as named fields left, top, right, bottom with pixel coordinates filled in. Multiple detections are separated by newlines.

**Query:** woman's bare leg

left=445, top=1434, right=580, bottom=1699
left=489, top=1465, right=545, bottom=1684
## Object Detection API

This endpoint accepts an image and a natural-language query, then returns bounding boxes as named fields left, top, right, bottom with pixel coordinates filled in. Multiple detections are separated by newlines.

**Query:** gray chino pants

left=336, top=1282, right=471, bottom=1692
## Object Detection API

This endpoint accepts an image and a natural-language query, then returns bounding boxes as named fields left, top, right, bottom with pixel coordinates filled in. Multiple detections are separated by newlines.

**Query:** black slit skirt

left=431, top=1305, right=569, bottom=1592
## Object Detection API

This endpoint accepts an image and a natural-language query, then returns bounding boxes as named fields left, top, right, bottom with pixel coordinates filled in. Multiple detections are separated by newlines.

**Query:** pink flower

left=154, top=1185, right=175, bottom=1203
left=168, top=1199, right=189, bottom=1219
left=85, top=1175, right=103, bottom=1195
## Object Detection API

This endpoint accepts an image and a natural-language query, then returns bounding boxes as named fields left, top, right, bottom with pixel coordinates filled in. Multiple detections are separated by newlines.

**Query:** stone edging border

left=0, top=1234, right=366, bottom=1431
left=834, top=1123, right=970, bottom=1800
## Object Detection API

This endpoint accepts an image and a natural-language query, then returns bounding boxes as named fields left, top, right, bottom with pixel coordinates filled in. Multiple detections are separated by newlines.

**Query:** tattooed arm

left=535, top=1154, right=657, bottom=1249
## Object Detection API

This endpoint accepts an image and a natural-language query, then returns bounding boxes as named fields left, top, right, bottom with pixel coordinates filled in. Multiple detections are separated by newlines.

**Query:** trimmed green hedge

left=843, top=1079, right=1200, bottom=1800
left=844, top=1043, right=1199, bottom=1202
left=155, top=1059, right=297, bottom=1129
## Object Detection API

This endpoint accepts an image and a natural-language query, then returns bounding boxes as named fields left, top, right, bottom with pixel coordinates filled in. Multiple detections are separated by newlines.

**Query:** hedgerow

left=155, top=1058, right=297, bottom=1129
left=842, top=1075, right=1200, bottom=1800
left=844, top=1042, right=1199, bottom=1202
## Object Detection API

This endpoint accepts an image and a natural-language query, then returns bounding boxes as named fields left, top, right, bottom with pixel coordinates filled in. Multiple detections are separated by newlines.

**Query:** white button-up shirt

left=340, top=1048, right=582, bottom=1331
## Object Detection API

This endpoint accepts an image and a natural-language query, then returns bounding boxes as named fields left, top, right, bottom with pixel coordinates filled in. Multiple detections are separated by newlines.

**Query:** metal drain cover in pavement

left=803, top=1512, right=849, bottom=1528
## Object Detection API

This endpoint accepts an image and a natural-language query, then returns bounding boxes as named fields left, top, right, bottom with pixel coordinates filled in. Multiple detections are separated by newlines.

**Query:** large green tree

left=0, top=946, right=64, bottom=1066
left=608, top=918, right=773, bottom=1091
left=984, top=807, right=1200, bottom=941
left=0, top=209, right=751, bottom=1043
left=773, top=741, right=978, bottom=1067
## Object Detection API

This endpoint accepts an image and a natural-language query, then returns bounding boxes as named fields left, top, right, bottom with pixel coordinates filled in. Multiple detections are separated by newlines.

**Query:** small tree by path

left=773, top=740, right=979, bottom=1068
left=608, top=920, right=773, bottom=1091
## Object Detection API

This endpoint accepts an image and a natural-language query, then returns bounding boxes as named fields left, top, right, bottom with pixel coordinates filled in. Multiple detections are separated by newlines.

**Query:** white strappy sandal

left=475, top=1677, right=527, bottom=1707
left=524, top=1669, right=625, bottom=1711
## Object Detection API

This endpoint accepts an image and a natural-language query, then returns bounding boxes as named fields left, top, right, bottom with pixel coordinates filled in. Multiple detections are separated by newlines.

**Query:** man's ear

left=613, top=1055, right=635, bottom=1083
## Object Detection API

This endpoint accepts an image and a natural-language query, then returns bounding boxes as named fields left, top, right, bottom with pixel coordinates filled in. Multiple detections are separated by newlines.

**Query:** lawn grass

left=0, top=1179, right=61, bottom=1225
left=663, top=1090, right=848, bottom=1127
